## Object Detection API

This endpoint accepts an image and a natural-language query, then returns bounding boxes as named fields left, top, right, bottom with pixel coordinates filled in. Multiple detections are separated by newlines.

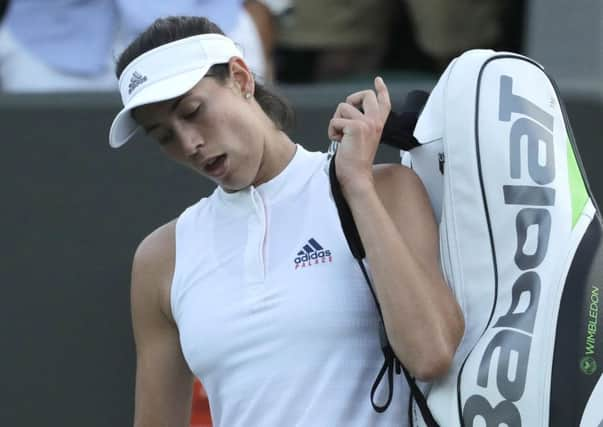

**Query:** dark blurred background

left=1, top=0, right=601, bottom=425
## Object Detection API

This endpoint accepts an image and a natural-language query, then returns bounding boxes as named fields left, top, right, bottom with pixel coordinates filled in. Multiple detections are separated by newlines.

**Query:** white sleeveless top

left=171, top=145, right=409, bottom=426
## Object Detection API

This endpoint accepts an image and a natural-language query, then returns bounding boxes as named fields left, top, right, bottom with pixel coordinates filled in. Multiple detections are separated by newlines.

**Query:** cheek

left=215, top=111, right=261, bottom=159
left=203, top=104, right=263, bottom=186
left=224, top=109, right=255, bottom=138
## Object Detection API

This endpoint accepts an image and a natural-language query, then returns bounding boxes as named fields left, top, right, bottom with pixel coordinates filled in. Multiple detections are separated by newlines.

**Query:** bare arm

left=329, top=78, right=464, bottom=381
left=131, top=221, right=195, bottom=427
left=354, top=164, right=464, bottom=380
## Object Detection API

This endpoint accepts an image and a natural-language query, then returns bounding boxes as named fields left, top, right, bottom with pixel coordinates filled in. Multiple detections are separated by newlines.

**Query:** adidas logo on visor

left=128, top=71, right=148, bottom=95
left=294, top=238, right=332, bottom=269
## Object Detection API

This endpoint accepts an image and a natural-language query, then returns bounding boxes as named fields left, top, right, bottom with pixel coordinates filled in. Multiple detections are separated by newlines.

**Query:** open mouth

left=204, top=154, right=227, bottom=176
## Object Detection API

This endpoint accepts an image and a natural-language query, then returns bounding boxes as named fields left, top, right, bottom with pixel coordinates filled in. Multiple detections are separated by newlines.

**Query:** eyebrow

left=141, top=95, right=187, bottom=134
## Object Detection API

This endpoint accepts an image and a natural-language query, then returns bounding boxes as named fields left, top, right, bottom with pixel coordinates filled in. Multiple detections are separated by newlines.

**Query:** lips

left=202, top=154, right=227, bottom=177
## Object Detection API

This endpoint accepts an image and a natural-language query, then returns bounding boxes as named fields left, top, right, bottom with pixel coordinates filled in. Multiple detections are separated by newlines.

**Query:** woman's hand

left=328, top=76, right=391, bottom=196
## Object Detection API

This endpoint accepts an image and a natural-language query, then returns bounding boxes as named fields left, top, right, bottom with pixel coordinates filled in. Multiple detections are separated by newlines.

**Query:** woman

left=110, top=16, right=464, bottom=427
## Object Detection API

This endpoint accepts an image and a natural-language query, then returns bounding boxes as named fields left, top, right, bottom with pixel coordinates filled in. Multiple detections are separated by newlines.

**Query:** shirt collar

left=215, top=144, right=324, bottom=211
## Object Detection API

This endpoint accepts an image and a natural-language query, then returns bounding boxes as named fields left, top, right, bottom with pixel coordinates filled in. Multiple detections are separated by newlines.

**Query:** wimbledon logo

left=581, top=285, right=599, bottom=375
left=580, top=356, right=597, bottom=376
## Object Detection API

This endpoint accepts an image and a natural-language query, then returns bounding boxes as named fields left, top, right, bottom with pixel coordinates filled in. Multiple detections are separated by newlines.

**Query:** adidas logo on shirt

left=294, top=238, right=332, bottom=269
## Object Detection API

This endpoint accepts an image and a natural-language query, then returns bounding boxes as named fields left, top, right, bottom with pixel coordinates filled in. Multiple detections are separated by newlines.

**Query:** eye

left=183, top=105, right=201, bottom=120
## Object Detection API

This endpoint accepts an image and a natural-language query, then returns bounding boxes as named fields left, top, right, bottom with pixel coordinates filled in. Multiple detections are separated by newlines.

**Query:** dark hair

left=116, top=16, right=294, bottom=131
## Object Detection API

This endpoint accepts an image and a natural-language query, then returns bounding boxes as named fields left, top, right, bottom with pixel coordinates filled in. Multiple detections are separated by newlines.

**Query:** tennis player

left=110, top=16, right=464, bottom=427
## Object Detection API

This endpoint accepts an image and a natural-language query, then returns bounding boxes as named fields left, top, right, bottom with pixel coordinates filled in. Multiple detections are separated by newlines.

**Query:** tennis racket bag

left=405, top=49, right=603, bottom=427
left=330, top=49, right=603, bottom=426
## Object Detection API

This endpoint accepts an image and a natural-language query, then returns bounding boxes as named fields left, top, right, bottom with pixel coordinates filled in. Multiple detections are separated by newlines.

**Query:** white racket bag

left=403, top=50, right=603, bottom=427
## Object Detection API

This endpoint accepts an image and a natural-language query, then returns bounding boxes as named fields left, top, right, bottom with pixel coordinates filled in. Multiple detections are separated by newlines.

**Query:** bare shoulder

left=133, top=220, right=177, bottom=272
left=372, top=163, right=440, bottom=265
left=131, top=219, right=178, bottom=322
left=373, top=163, right=438, bottom=244
left=372, top=163, right=428, bottom=206
left=130, top=219, right=196, bottom=426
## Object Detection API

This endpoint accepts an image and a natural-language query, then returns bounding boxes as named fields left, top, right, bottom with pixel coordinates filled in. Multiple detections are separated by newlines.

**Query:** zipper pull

left=438, top=152, right=445, bottom=175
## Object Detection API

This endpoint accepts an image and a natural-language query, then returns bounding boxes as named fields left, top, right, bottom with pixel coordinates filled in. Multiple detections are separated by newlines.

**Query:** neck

left=252, top=128, right=296, bottom=187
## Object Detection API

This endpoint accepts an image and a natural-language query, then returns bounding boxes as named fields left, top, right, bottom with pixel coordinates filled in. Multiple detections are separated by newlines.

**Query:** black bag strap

left=328, top=156, right=439, bottom=426
left=327, top=90, right=440, bottom=426
left=380, top=90, right=429, bottom=151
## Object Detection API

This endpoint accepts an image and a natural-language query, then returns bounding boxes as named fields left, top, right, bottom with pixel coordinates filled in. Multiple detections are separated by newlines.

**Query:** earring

left=245, top=92, right=252, bottom=99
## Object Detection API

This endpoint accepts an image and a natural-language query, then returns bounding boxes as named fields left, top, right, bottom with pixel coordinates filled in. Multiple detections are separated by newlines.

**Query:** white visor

left=109, top=34, right=243, bottom=148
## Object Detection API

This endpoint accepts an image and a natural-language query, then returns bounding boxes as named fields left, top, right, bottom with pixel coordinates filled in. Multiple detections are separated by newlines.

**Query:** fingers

left=329, top=102, right=363, bottom=140
left=328, top=77, right=391, bottom=141
left=328, top=117, right=362, bottom=141
left=332, top=102, right=364, bottom=120
left=346, top=90, right=379, bottom=119
left=345, top=90, right=373, bottom=107
left=345, top=76, right=391, bottom=122
left=374, top=76, right=391, bottom=114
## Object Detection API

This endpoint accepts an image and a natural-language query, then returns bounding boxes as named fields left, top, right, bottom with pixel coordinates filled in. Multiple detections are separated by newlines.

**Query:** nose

left=174, top=126, right=204, bottom=157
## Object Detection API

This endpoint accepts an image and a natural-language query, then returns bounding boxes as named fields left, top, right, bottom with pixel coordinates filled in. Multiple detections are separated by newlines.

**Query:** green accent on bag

left=567, top=138, right=589, bottom=229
